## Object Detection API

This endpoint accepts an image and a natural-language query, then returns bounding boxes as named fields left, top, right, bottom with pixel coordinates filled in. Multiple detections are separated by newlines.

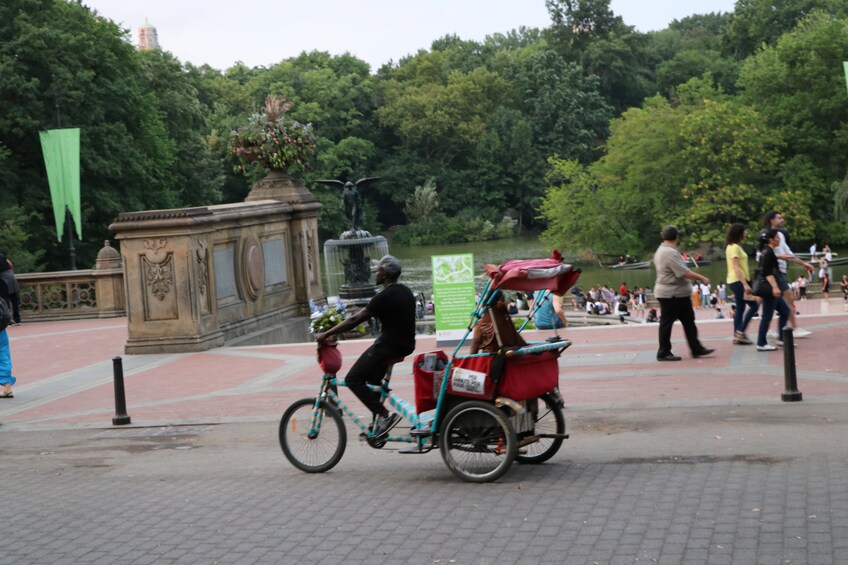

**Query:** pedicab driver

left=315, top=255, right=416, bottom=440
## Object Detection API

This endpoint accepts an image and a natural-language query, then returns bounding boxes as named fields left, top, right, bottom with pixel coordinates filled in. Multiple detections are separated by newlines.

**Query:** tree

left=586, top=93, right=691, bottom=252
left=655, top=49, right=739, bottom=95
left=0, top=204, right=44, bottom=272
left=543, top=76, right=788, bottom=254
left=0, top=0, right=186, bottom=269
left=724, top=0, right=848, bottom=58
left=675, top=98, right=784, bottom=244
left=508, top=50, right=613, bottom=163
left=136, top=50, right=224, bottom=206
left=545, top=0, right=627, bottom=46
left=540, top=157, right=634, bottom=254
left=404, top=178, right=439, bottom=223
left=545, top=0, right=657, bottom=112
left=737, top=12, right=848, bottom=242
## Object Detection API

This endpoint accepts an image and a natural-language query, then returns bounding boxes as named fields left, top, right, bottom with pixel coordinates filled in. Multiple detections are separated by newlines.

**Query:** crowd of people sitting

left=499, top=284, right=659, bottom=325
left=570, top=283, right=648, bottom=323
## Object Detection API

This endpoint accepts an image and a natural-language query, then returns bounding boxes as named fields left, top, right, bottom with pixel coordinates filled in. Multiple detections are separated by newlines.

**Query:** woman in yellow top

left=725, top=223, right=758, bottom=345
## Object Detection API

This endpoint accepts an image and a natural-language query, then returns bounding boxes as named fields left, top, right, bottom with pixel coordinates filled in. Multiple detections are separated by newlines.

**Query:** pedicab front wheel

left=439, top=400, right=518, bottom=483
left=279, top=398, right=346, bottom=473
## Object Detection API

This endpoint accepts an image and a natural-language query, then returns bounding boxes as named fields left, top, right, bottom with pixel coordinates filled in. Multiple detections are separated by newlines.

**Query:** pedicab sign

left=432, top=253, right=476, bottom=344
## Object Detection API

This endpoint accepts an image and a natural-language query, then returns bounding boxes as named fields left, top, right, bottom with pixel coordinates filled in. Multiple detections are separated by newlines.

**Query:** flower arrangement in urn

left=229, top=95, right=316, bottom=173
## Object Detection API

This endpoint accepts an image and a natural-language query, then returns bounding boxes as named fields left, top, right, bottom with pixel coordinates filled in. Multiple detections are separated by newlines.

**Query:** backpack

left=0, top=299, right=11, bottom=332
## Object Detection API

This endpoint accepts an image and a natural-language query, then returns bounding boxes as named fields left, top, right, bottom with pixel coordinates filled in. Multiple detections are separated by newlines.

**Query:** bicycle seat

left=382, top=357, right=405, bottom=382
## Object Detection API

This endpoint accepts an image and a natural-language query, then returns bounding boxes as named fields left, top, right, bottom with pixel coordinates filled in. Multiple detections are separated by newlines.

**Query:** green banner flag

left=844, top=61, right=848, bottom=95
left=39, top=128, right=82, bottom=241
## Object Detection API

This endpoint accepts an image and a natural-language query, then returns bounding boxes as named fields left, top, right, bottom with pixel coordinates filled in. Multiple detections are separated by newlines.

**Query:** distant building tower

left=137, top=19, right=160, bottom=51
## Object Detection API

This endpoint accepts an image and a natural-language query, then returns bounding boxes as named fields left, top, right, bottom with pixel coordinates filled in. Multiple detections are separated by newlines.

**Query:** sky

left=81, top=0, right=738, bottom=71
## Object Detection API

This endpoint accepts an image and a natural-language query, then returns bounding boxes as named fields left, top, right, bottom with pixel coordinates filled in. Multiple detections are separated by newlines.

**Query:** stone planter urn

left=245, top=170, right=316, bottom=204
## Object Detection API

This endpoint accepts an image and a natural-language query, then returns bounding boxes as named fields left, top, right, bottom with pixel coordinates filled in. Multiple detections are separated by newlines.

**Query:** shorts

left=776, top=272, right=790, bottom=292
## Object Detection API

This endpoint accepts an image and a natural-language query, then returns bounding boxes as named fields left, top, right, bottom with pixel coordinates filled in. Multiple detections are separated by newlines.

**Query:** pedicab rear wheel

left=439, top=400, right=518, bottom=483
left=515, top=393, right=565, bottom=464
left=279, top=398, right=346, bottom=473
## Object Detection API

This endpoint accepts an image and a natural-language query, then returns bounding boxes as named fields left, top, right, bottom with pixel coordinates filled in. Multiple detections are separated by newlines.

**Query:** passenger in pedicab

left=315, top=255, right=415, bottom=440
left=529, top=289, right=568, bottom=330
left=470, top=290, right=526, bottom=354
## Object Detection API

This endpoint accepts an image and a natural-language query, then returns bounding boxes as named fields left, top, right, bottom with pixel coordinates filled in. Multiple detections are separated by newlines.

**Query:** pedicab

left=279, top=253, right=581, bottom=482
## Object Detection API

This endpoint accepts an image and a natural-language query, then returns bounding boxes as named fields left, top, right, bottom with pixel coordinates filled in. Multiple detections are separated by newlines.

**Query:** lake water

left=323, top=235, right=848, bottom=298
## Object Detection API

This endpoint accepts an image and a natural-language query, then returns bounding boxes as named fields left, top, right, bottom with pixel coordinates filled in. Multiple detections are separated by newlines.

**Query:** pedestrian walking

left=755, top=229, right=791, bottom=351
left=652, top=226, right=715, bottom=361
left=760, top=211, right=814, bottom=338
left=724, top=223, right=757, bottom=345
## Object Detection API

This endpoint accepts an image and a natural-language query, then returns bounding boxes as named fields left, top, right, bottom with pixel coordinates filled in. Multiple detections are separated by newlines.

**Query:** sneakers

left=769, top=327, right=812, bottom=339
left=756, top=344, right=778, bottom=352
left=372, top=413, right=401, bottom=440
left=733, top=332, right=753, bottom=345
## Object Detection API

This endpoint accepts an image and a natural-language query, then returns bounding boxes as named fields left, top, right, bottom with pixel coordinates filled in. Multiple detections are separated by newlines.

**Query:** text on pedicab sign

left=451, top=368, right=487, bottom=394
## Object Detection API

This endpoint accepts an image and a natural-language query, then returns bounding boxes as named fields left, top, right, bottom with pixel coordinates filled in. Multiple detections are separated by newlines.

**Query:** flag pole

left=52, top=72, right=77, bottom=270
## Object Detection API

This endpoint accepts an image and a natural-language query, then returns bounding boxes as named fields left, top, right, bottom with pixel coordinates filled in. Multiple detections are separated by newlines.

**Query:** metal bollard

left=781, top=328, right=803, bottom=402
left=112, top=356, right=132, bottom=425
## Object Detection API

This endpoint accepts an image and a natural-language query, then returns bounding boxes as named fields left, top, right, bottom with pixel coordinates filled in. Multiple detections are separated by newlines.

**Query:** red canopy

left=483, top=254, right=580, bottom=295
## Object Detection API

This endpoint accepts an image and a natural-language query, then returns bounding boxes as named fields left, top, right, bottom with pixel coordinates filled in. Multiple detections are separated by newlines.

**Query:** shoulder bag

left=750, top=255, right=772, bottom=298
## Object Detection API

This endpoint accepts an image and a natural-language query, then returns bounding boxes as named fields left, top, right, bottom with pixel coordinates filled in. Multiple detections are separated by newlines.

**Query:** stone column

left=91, top=240, right=125, bottom=318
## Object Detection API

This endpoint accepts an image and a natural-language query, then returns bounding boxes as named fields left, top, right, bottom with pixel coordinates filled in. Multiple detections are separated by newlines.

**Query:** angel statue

left=314, top=177, right=380, bottom=233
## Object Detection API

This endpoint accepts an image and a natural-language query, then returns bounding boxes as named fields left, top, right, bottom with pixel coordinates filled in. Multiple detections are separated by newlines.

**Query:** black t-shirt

left=760, top=247, right=779, bottom=277
left=367, top=283, right=416, bottom=355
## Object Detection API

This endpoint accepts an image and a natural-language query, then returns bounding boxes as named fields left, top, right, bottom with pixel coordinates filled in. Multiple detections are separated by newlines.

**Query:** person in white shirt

left=700, top=282, right=712, bottom=308
left=762, top=211, right=814, bottom=338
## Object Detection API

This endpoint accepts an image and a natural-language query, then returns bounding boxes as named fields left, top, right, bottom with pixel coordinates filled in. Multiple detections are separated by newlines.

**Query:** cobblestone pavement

left=1, top=302, right=847, bottom=564
left=2, top=402, right=847, bottom=565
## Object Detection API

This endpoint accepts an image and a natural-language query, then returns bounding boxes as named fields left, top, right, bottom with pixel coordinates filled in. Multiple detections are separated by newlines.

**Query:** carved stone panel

left=141, top=253, right=178, bottom=320
left=195, top=240, right=211, bottom=315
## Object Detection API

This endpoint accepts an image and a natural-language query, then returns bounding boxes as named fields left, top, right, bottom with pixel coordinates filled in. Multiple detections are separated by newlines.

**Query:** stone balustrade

left=110, top=180, right=324, bottom=353
left=16, top=240, right=126, bottom=321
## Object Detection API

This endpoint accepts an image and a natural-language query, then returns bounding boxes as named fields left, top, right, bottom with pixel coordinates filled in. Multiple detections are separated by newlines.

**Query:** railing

left=16, top=268, right=125, bottom=321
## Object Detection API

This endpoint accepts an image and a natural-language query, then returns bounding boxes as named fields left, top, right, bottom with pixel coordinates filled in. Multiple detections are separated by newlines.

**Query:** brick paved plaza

left=1, top=299, right=847, bottom=564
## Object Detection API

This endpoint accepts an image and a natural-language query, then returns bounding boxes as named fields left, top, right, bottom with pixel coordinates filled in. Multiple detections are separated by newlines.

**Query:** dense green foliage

left=2, top=0, right=848, bottom=271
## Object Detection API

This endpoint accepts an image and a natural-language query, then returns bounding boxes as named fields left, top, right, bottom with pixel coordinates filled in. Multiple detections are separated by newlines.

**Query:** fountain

left=318, top=178, right=388, bottom=307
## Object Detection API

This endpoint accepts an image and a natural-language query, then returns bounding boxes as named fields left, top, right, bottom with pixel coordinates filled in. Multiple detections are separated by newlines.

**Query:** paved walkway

left=1, top=299, right=847, bottom=565
left=1, top=298, right=846, bottom=431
